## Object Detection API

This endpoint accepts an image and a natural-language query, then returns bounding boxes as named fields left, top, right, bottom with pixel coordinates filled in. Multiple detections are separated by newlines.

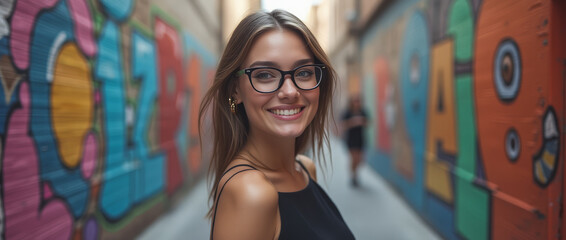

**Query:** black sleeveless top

left=211, top=161, right=355, bottom=240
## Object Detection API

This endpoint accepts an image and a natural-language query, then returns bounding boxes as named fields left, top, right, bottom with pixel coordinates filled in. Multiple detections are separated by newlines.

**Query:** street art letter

left=155, top=17, right=184, bottom=194
left=132, top=31, right=165, bottom=202
left=425, top=39, right=457, bottom=204
left=97, top=20, right=130, bottom=220
left=184, top=54, right=202, bottom=173
left=475, top=0, right=561, bottom=238
left=423, top=39, right=459, bottom=239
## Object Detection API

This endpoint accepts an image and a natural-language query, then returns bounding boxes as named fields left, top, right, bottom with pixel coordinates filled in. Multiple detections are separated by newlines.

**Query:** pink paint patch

left=81, top=133, right=98, bottom=179
left=94, top=90, right=101, bottom=104
left=10, top=0, right=59, bottom=70
left=68, top=0, right=97, bottom=56
left=43, top=183, right=54, bottom=199
left=3, top=83, right=72, bottom=239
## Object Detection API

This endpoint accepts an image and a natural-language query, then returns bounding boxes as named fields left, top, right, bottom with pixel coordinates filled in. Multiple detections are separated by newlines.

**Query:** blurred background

left=1, top=0, right=565, bottom=239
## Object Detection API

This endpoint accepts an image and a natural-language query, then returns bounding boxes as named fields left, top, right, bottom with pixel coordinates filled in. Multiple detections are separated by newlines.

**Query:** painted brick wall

left=360, top=0, right=566, bottom=239
left=0, top=0, right=217, bottom=239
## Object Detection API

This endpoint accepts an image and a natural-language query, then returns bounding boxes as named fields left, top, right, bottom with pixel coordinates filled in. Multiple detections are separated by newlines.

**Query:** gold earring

left=229, top=97, right=236, bottom=113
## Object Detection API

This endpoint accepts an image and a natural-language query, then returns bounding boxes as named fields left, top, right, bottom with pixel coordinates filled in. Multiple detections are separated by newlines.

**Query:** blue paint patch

left=0, top=37, right=20, bottom=136
left=29, top=0, right=89, bottom=218
left=367, top=149, right=394, bottom=182
left=424, top=194, right=459, bottom=240
left=131, top=31, right=165, bottom=202
left=99, top=0, right=134, bottom=22
left=0, top=37, right=9, bottom=55
left=96, top=20, right=130, bottom=220
left=399, top=10, right=430, bottom=211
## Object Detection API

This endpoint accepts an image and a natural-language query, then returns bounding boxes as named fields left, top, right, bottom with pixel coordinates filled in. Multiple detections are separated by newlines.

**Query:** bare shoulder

left=222, top=169, right=278, bottom=207
left=296, top=154, right=317, bottom=181
left=213, top=167, right=279, bottom=240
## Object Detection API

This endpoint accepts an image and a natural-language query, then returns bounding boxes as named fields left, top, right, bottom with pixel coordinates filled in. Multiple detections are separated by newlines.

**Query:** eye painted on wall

left=505, top=128, right=520, bottom=162
left=493, top=38, right=521, bottom=102
left=410, top=53, right=420, bottom=85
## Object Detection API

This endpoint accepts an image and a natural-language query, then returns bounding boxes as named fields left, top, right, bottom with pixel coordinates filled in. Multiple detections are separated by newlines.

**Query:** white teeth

left=271, top=108, right=301, bottom=116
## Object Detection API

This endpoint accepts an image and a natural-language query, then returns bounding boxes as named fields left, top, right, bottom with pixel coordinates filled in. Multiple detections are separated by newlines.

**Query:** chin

left=274, top=128, right=307, bottom=138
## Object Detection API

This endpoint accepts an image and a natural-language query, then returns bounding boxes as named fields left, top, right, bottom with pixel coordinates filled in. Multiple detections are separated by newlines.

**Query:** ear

left=233, top=83, right=243, bottom=104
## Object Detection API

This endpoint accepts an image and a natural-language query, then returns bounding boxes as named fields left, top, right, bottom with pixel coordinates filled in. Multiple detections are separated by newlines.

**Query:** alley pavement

left=139, top=136, right=441, bottom=240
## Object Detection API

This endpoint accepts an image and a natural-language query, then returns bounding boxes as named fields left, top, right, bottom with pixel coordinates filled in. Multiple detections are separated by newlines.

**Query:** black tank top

left=211, top=161, right=355, bottom=240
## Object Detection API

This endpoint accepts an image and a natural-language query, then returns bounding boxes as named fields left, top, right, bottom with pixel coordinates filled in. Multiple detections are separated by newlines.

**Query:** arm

left=296, top=154, right=317, bottom=181
left=212, top=171, right=279, bottom=240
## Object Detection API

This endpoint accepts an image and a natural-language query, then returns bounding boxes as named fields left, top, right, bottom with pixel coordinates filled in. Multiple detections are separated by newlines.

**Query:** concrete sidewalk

left=138, top=136, right=441, bottom=240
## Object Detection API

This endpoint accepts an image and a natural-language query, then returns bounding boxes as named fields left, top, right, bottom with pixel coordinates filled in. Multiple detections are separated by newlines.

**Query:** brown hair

left=198, top=9, right=336, bottom=217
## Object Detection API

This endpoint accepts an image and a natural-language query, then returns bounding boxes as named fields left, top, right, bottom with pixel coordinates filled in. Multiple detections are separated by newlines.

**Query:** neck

left=241, top=130, right=297, bottom=173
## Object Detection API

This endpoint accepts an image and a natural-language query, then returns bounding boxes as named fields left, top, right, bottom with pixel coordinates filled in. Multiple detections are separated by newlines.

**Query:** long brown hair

left=198, top=9, right=336, bottom=217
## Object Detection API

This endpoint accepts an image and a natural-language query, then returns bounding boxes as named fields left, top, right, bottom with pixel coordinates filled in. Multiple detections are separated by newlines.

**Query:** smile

left=269, top=108, right=302, bottom=116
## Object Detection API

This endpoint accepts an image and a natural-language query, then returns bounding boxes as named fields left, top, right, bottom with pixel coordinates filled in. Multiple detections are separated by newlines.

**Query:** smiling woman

left=199, top=9, right=354, bottom=240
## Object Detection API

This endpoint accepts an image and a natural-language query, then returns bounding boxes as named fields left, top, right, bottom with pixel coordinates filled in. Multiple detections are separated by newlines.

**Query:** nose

left=277, top=74, right=299, bottom=99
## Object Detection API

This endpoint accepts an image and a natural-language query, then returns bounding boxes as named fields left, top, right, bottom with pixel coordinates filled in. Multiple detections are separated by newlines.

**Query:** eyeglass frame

left=235, top=64, right=326, bottom=93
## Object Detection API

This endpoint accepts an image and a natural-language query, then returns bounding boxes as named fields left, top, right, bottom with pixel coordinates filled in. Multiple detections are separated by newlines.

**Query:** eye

left=505, top=128, right=520, bottom=162
left=494, top=38, right=521, bottom=102
left=253, top=71, right=277, bottom=80
left=297, top=70, right=312, bottom=77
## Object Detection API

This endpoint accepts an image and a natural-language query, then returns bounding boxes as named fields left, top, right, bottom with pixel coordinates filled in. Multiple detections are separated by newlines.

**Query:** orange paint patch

left=51, top=43, right=93, bottom=168
left=474, top=0, right=559, bottom=238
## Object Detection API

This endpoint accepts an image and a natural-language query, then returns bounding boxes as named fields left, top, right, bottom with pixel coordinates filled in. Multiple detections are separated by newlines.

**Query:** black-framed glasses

left=236, top=64, right=326, bottom=93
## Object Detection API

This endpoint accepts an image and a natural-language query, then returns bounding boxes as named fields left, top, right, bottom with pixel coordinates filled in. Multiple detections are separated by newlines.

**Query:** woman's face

left=235, top=29, right=320, bottom=139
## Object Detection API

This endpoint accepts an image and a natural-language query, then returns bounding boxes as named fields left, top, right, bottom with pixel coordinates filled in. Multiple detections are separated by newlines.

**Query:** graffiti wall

left=0, top=0, right=216, bottom=239
left=360, top=0, right=565, bottom=239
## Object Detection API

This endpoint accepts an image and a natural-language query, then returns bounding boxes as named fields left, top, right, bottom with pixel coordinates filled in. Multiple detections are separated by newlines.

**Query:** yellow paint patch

left=542, top=151, right=555, bottom=169
left=425, top=39, right=457, bottom=203
left=425, top=156, right=453, bottom=202
left=534, top=161, right=546, bottom=183
left=51, top=43, right=93, bottom=168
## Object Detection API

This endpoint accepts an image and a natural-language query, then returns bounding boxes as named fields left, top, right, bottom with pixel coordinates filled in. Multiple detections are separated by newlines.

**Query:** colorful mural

left=361, top=0, right=565, bottom=239
left=0, top=0, right=216, bottom=239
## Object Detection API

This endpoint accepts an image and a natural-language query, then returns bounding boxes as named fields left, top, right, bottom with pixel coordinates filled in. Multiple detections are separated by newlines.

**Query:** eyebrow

left=248, top=59, right=314, bottom=69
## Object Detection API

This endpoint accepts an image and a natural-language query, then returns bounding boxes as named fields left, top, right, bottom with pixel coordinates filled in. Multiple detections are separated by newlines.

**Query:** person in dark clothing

left=199, top=10, right=355, bottom=240
left=342, top=95, right=368, bottom=187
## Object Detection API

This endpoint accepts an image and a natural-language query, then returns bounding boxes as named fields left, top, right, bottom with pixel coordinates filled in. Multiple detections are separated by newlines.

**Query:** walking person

left=199, top=9, right=355, bottom=240
left=341, top=95, right=368, bottom=187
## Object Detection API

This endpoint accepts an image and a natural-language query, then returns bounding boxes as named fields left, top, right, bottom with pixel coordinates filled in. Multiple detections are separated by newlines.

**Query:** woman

left=199, top=9, right=355, bottom=240
left=341, top=95, right=368, bottom=187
